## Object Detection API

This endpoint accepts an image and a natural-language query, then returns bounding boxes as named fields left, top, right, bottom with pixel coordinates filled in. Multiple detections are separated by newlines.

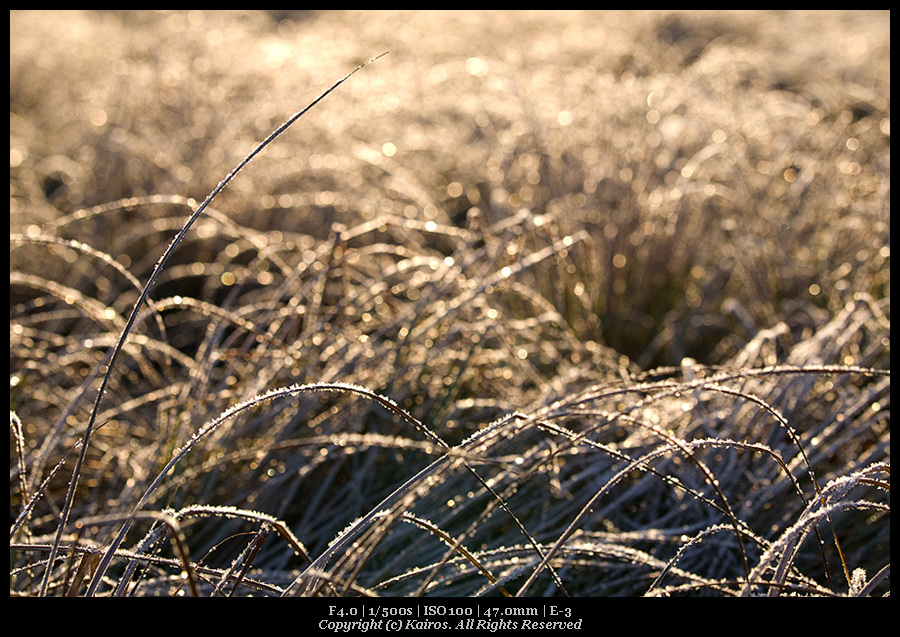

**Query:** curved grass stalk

left=87, top=380, right=409, bottom=594
left=44, top=53, right=389, bottom=597
left=400, top=512, right=512, bottom=597
left=515, top=437, right=745, bottom=596
left=113, top=503, right=313, bottom=596
left=282, top=409, right=568, bottom=596
left=72, top=511, right=200, bottom=597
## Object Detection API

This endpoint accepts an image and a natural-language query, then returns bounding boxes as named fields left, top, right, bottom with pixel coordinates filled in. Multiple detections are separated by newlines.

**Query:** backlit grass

left=10, top=10, right=889, bottom=596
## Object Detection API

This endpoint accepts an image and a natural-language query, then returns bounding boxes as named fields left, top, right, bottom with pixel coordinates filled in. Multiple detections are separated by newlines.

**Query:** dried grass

left=10, top=10, right=889, bottom=596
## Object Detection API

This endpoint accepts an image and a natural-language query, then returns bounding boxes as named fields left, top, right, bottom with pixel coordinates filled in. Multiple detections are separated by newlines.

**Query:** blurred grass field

left=10, top=10, right=890, bottom=596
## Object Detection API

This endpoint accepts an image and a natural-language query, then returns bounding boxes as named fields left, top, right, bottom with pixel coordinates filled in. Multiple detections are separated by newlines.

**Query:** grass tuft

left=11, top=10, right=889, bottom=596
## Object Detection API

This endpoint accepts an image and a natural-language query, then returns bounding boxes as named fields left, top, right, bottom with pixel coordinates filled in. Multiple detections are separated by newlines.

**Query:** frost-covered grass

left=10, top=10, right=889, bottom=596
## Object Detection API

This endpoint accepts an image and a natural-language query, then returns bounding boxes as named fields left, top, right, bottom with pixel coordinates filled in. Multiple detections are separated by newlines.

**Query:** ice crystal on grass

left=11, top=10, right=889, bottom=597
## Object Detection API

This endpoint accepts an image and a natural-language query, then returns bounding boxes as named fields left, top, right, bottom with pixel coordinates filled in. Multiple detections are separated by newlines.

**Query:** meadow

left=10, top=10, right=890, bottom=596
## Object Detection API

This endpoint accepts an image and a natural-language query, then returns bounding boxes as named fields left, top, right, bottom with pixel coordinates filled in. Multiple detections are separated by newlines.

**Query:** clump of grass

left=10, top=10, right=889, bottom=596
